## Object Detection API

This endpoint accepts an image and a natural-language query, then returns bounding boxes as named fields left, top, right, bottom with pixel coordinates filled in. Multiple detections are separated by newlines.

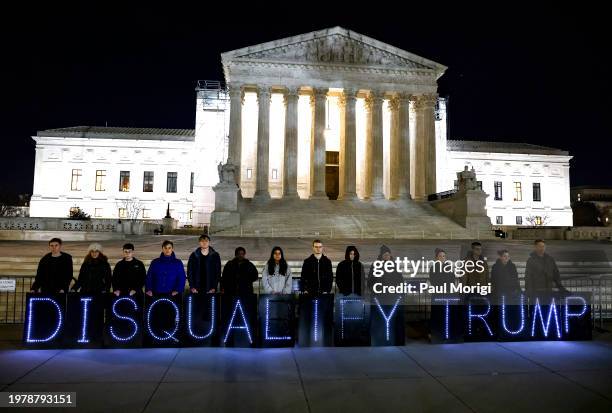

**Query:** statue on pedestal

left=217, top=162, right=237, bottom=187
left=456, top=166, right=478, bottom=192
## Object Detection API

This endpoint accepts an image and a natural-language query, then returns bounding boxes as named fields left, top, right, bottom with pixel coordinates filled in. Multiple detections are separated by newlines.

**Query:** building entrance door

left=325, top=151, right=339, bottom=200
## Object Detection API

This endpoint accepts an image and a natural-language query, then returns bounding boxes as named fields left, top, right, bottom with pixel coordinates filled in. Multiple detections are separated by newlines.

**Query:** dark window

left=516, top=216, right=523, bottom=225
left=119, top=171, right=130, bottom=192
left=167, top=172, right=177, bottom=193
left=453, top=180, right=458, bottom=191
left=496, top=216, right=503, bottom=225
left=494, top=181, right=503, bottom=200
left=477, top=181, right=482, bottom=190
left=143, top=171, right=154, bottom=192
left=533, top=183, right=541, bottom=202
left=190, top=172, right=194, bottom=194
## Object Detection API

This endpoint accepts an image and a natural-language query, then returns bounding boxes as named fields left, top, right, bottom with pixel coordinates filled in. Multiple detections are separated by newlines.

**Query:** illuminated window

left=143, top=171, right=154, bottom=192
left=516, top=216, right=523, bottom=225
left=535, top=216, right=542, bottom=225
left=95, top=170, right=106, bottom=191
left=513, top=182, right=522, bottom=201
left=272, top=169, right=278, bottom=180
left=119, top=171, right=130, bottom=192
left=142, top=209, right=150, bottom=218
left=166, top=172, right=177, bottom=193
left=118, top=208, right=127, bottom=219
left=453, top=180, right=458, bottom=191
left=190, top=172, right=194, bottom=193
left=246, top=168, right=253, bottom=179
left=494, top=181, right=502, bottom=200
left=71, top=169, right=82, bottom=191
left=533, top=183, right=541, bottom=202
left=94, top=208, right=103, bottom=217
left=496, top=216, right=503, bottom=225
left=189, top=210, right=193, bottom=219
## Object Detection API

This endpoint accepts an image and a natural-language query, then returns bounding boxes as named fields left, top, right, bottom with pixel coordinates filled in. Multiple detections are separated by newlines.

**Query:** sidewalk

left=0, top=325, right=611, bottom=412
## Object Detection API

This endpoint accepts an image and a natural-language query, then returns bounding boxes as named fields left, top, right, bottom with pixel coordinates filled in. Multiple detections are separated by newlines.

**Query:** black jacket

left=335, top=260, right=365, bottom=295
left=112, top=258, right=146, bottom=293
left=221, top=258, right=259, bottom=295
left=31, top=252, right=73, bottom=293
left=525, top=252, right=564, bottom=295
left=300, top=254, right=333, bottom=294
left=491, top=259, right=521, bottom=298
left=187, top=247, right=221, bottom=292
left=73, top=257, right=112, bottom=293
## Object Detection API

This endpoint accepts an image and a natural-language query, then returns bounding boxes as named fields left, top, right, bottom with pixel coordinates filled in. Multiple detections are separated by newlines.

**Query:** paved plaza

left=0, top=325, right=611, bottom=412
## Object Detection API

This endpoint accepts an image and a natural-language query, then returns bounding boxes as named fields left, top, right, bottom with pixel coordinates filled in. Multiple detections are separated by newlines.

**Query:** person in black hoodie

left=187, top=234, right=221, bottom=293
left=72, top=243, right=111, bottom=293
left=300, top=239, right=333, bottom=295
left=490, top=249, right=522, bottom=303
left=112, top=243, right=146, bottom=296
left=335, top=246, right=365, bottom=295
left=220, top=247, right=259, bottom=295
left=31, top=238, right=73, bottom=293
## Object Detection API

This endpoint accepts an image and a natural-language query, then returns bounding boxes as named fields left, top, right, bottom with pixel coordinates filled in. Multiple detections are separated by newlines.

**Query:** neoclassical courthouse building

left=30, top=27, right=573, bottom=228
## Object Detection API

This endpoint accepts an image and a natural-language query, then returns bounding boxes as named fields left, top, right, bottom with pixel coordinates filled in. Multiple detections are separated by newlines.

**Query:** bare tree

left=525, top=213, right=551, bottom=227
left=0, top=203, right=18, bottom=217
left=115, top=198, right=144, bottom=221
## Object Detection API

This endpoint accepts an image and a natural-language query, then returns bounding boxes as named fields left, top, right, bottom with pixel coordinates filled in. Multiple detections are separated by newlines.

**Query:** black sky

left=3, top=9, right=611, bottom=197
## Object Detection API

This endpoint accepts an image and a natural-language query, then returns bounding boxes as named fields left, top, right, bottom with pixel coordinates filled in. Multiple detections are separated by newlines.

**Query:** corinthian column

left=370, top=90, right=385, bottom=200
left=413, top=93, right=438, bottom=201
left=253, top=86, right=271, bottom=201
left=398, top=92, right=411, bottom=199
left=363, top=94, right=373, bottom=199
left=310, top=87, right=328, bottom=199
left=282, top=87, right=299, bottom=199
left=227, top=83, right=243, bottom=186
left=388, top=96, right=400, bottom=199
left=338, top=88, right=357, bottom=200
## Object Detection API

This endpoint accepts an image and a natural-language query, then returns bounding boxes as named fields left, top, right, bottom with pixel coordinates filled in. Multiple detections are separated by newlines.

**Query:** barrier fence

left=2, top=275, right=611, bottom=329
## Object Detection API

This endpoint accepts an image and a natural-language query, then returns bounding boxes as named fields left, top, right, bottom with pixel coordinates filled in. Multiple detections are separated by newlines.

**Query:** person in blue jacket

left=187, top=234, right=221, bottom=293
left=145, top=240, right=186, bottom=296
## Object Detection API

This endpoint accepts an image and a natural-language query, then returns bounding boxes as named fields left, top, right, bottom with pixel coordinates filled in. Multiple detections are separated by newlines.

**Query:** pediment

left=222, top=27, right=446, bottom=72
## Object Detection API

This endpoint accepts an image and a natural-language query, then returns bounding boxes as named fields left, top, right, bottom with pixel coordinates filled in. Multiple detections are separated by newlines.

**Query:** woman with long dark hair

left=336, top=246, right=365, bottom=295
left=262, top=246, right=292, bottom=294
left=72, top=243, right=112, bottom=293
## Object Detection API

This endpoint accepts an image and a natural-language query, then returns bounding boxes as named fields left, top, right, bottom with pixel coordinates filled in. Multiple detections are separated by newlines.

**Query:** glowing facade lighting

left=26, top=297, right=63, bottom=343
left=313, top=299, right=319, bottom=342
left=110, top=296, right=139, bottom=342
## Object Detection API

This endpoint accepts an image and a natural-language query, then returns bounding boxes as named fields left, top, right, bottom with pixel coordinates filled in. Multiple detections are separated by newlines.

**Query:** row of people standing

left=31, top=237, right=367, bottom=296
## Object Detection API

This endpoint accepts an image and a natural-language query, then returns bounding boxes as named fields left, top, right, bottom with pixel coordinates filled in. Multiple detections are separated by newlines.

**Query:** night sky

left=3, top=10, right=610, bottom=198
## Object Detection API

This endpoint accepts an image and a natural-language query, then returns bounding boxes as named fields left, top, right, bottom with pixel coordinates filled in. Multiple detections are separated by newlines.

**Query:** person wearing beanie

left=72, top=243, right=112, bottom=293
left=367, top=244, right=403, bottom=294
left=335, top=246, right=365, bottom=295
left=112, top=243, right=146, bottom=296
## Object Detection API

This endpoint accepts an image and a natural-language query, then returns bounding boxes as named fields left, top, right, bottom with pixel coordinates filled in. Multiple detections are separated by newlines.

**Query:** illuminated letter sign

left=24, top=294, right=65, bottom=347
left=430, top=297, right=462, bottom=343
left=145, top=295, right=182, bottom=346
left=221, top=295, right=257, bottom=348
left=530, top=297, right=562, bottom=340
left=259, top=295, right=295, bottom=347
left=298, top=294, right=333, bottom=347
left=105, top=295, right=142, bottom=347
left=183, top=293, right=218, bottom=346
left=465, top=296, right=495, bottom=341
left=371, top=297, right=404, bottom=346
left=498, top=295, right=527, bottom=340
left=63, top=294, right=104, bottom=347
left=334, top=295, right=370, bottom=346
left=563, top=295, right=592, bottom=340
